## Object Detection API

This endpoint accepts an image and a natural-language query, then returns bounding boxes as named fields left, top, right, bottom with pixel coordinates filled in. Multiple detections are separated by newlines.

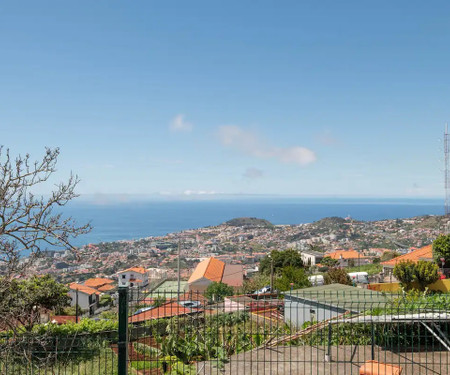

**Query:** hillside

left=224, top=217, right=273, bottom=228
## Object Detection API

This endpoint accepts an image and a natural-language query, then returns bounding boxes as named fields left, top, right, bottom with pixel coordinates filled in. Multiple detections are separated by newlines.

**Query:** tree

left=393, top=260, right=416, bottom=290
left=415, top=260, right=440, bottom=291
left=324, top=268, right=352, bottom=286
left=380, top=251, right=400, bottom=262
left=205, top=282, right=234, bottom=302
left=99, top=294, right=113, bottom=307
left=0, top=148, right=90, bottom=330
left=394, top=260, right=440, bottom=291
left=321, top=256, right=339, bottom=267
left=432, top=235, right=450, bottom=267
left=0, top=275, right=70, bottom=330
left=242, top=273, right=270, bottom=293
left=274, top=266, right=311, bottom=292
left=259, top=249, right=304, bottom=275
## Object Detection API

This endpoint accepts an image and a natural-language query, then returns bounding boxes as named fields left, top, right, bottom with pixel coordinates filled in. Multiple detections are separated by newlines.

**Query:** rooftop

left=188, top=257, right=225, bottom=284
left=285, top=284, right=390, bottom=312
left=382, top=244, right=433, bottom=267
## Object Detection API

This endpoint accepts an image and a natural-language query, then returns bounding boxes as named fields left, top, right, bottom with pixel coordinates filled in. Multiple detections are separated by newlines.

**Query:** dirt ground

left=196, top=345, right=449, bottom=375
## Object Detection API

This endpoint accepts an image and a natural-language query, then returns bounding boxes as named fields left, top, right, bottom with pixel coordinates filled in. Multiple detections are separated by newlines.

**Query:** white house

left=118, top=267, right=149, bottom=288
left=68, top=283, right=101, bottom=316
left=300, top=250, right=324, bottom=266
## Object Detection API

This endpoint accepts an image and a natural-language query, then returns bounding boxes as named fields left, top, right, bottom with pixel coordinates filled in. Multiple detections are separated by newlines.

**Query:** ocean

left=63, top=197, right=444, bottom=247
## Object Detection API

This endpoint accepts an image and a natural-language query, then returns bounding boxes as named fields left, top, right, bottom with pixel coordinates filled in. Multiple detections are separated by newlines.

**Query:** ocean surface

left=62, top=198, right=444, bottom=247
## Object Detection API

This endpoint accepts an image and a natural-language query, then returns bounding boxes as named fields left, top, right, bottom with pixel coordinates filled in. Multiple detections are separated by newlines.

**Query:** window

left=122, top=275, right=126, bottom=279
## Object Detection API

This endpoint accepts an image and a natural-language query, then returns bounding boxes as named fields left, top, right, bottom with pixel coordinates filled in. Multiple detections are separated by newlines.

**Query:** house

left=129, top=301, right=194, bottom=324
left=381, top=244, right=433, bottom=278
left=284, top=284, right=389, bottom=328
left=326, top=249, right=368, bottom=267
left=118, top=267, right=149, bottom=288
left=68, top=283, right=101, bottom=316
left=188, top=257, right=244, bottom=293
left=300, top=250, right=324, bottom=266
left=83, top=277, right=116, bottom=293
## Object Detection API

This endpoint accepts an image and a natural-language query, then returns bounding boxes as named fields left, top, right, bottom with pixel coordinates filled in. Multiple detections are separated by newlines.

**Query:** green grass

left=146, top=280, right=187, bottom=298
left=347, top=263, right=382, bottom=275
left=0, top=348, right=119, bottom=375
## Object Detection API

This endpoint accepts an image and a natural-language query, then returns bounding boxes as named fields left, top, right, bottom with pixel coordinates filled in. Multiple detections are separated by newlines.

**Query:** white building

left=118, top=267, right=149, bottom=288
left=68, top=283, right=100, bottom=316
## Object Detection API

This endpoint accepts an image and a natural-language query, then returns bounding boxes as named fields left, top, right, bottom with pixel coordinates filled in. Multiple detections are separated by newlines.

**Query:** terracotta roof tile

left=129, top=302, right=191, bottom=323
left=84, top=278, right=114, bottom=288
left=69, top=283, right=101, bottom=296
left=97, top=284, right=116, bottom=292
left=222, top=264, right=244, bottom=287
left=382, top=244, right=433, bottom=267
left=120, top=267, right=147, bottom=274
left=327, top=250, right=363, bottom=260
left=188, top=258, right=225, bottom=284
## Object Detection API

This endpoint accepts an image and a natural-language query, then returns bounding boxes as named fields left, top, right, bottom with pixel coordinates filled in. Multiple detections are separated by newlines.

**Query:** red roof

left=84, top=278, right=114, bottom=288
left=382, top=244, right=433, bottom=267
left=129, top=302, right=192, bottom=323
left=222, top=264, right=244, bottom=287
left=120, top=267, right=147, bottom=274
left=188, top=258, right=225, bottom=284
left=327, top=250, right=363, bottom=260
left=69, top=283, right=101, bottom=296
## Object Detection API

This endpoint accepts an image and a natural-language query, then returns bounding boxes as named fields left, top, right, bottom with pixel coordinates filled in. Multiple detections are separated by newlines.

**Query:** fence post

left=118, top=286, right=129, bottom=375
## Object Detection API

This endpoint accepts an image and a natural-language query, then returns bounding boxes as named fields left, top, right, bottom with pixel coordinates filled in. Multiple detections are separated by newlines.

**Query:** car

left=254, top=286, right=271, bottom=294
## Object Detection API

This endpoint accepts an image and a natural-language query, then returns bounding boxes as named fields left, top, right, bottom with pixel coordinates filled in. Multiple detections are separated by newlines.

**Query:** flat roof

left=285, top=284, right=390, bottom=312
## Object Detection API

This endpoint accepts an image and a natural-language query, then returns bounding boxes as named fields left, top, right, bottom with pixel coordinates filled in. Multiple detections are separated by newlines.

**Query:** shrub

left=133, top=342, right=162, bottom=357
left=394, top=260, right=440, bottom=291
left=324, top=268, right=352, bottom=286
left=205, top=282, right=234, bottom=302
left=432, top=235, right=450, bottom=267
left=274, top=266, right=311, bottom=291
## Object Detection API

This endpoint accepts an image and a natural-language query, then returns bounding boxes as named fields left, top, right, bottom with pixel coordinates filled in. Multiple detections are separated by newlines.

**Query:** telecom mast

left=445, top=123, right=450, bottom=216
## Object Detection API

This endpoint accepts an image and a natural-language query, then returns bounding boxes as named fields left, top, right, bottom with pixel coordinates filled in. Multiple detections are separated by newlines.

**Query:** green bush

left=394, top=260, right=439, bottom=291
left=324, top=268, right=352, bottom=285
left=133, top=342, right=162, bottom=357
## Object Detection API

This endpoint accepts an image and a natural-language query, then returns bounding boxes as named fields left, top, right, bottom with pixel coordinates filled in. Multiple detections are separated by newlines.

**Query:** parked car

left=348, top=272, right=369, bottom=284
left=308, top=275, right=324, bottom=286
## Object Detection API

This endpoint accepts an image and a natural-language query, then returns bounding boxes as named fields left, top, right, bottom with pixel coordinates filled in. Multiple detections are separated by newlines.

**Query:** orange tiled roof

left=120, top=267, right=147, bottom=274
left=327, top=250, right=363, bottom=260
left=97, top=284, right=116, bottom=292
left=129, top=302, right=191, bottom=323
left=84, top=278, right=114, bottom=288
left=382, top=244, right=433, bottom=267
left=188, top=257, right=225, bottom=284
left=69, top=283, right=101, bottom=296
left=50, top=315, right=77, bottom=325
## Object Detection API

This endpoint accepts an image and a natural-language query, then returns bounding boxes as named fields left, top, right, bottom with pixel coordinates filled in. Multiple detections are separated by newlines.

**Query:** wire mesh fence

left=1, top=284, right=450, bottom=374
left=126, top=284, right=450, bottom=374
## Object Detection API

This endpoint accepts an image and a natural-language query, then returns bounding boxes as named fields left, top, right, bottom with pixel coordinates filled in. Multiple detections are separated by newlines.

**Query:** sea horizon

left=61, top=197, right=445, bottom=247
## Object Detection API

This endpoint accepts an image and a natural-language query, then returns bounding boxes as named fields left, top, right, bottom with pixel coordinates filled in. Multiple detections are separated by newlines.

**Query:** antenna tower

left=445, top=123, right=450, bottom=216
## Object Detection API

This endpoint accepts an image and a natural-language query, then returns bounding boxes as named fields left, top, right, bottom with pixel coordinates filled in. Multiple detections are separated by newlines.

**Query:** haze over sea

left=66, top=197, right=444, bottom=247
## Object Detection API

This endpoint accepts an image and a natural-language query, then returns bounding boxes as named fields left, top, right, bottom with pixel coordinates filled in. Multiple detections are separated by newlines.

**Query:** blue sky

left=0, top=1, right=449, bottom=200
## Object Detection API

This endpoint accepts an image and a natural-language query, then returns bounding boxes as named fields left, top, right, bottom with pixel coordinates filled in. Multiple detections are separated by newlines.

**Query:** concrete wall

left=188, top=278, right=211, bottom=293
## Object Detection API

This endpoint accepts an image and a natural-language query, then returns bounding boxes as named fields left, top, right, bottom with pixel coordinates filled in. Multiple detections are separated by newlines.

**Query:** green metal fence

left=2, top=285, right=450, bottom=374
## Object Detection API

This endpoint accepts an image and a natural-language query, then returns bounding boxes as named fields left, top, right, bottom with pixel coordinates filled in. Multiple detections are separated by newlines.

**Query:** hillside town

left=28, top=215, right=448, bottom=287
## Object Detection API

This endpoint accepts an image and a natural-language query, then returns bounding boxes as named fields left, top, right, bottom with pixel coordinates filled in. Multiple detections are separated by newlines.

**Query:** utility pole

left=177, top=241, right=181, bottom=301
left=445, top=123, right=449, bottom=218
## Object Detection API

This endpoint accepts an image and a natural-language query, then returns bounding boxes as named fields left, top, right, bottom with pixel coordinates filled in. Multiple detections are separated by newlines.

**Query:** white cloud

left=218, top=125, right=316, bottom=166
left=243, top=167, right=264, bottom=179
left=169, top=114, right=193, bottom=132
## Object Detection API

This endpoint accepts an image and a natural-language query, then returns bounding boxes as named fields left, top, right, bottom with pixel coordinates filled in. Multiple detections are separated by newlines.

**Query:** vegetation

left=224, top=217, right=273, bottom=228
left=274, top=266, right=311, bottom=291
left=324, top=268, right=352, bottom=285
left=242, top=273, right=270, bottom=293
left=0, top=148, right=90, bottom=332
left=346, top=263, right=382, bottom=275
left=259, top=249, right=304, bottom=275
left=205, top=282, right=234, bottom=302
left=1, top=275, right=71, bottom=331
left=432, top=234, right=450, bottom=267
left=320, top=256, right=339, bottom=267
left=380, top=251, right=400, bottom=262
left=394, top=260, right=440, bottom=291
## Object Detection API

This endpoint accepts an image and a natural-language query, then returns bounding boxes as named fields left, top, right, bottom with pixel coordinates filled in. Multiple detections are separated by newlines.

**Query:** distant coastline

left=61, top=198, right=444, bottom=247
